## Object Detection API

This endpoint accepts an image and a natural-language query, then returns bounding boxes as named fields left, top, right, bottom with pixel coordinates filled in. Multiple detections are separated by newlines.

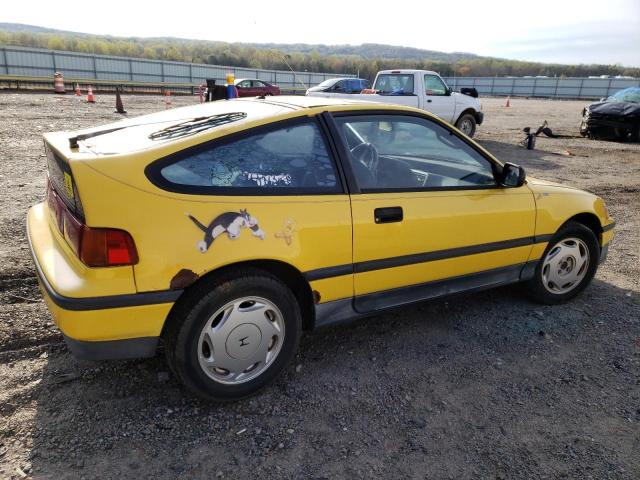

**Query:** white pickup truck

left=306, top=69, right=483, bottom=137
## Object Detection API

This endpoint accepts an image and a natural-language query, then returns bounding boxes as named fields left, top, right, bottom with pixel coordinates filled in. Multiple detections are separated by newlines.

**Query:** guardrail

left=0, top=74, right=307, bottom=95
left=0, top=45, right=350, bottom=92
left=444, top=76, right=639, bottom=99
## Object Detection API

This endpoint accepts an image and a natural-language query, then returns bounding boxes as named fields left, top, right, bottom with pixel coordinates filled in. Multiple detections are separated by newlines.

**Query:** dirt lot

left=0, top=93, right=638, bottom=479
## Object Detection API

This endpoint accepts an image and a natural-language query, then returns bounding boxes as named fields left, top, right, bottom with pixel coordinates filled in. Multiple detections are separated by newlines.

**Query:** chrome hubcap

left=197, top=296, right=285, bottom=384
left=541, top=237, right=590, bottom=294
left=460, top=119, right=473, bottom=135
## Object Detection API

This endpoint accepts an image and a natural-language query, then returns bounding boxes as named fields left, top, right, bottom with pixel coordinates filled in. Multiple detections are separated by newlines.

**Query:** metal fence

left=444, top=76, right=639, bottom=99
left=0, top=45, right=353, bottom=92
left=2, top=46, right=638, bottom=99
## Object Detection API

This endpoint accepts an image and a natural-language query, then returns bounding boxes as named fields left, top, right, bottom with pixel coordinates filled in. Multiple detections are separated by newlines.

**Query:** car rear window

left=374, top=74, right=414, bottom=94
left=152, top=120, right=341, bottom=195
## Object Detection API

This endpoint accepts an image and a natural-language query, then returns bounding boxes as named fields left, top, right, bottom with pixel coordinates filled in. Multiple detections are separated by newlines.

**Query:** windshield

left=607, top=87, right=640, bottom=103
left=373, top=74, right=414, bottom=94
left=317, top=78, right=341, bottom=88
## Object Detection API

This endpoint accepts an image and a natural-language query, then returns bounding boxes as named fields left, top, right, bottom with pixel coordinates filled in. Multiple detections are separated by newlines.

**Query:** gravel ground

left=0, top=93, right=638, bottom=479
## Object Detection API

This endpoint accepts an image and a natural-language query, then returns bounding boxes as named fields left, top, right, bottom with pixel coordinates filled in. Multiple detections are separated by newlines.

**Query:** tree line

left=1, top=30, right=638, bottom=81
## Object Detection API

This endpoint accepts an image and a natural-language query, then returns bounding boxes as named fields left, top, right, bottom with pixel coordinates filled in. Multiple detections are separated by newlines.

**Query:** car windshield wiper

left=148, top=112, right=247, bottom=141
left=68, top=112, right=248, bottom=148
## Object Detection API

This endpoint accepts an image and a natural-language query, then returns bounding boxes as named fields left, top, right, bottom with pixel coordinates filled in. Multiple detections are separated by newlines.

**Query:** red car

left=234, top=78, right=281, bottom=97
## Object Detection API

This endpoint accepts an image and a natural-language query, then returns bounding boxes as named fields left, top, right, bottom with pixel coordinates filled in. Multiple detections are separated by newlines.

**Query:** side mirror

left=500, top=162, right=526, bottom=187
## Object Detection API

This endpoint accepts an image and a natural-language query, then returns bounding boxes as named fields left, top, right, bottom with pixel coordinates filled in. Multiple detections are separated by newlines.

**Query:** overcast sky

left=3, top=0, right=639, bottom=66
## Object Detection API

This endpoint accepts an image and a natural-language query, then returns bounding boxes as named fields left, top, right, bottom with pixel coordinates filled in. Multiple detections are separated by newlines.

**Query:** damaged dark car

left=580, top=87, right=640, bottom=142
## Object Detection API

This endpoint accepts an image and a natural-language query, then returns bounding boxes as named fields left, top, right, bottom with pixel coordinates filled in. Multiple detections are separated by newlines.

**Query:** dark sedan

left=580, top=87, right=640, bottom=142
left=234, top=79, right=280, bottom=97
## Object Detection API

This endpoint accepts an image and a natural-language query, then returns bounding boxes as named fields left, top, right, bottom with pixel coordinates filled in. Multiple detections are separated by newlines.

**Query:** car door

left=235, top=80, right=254, bottom=97
left=139, top=116, right=354, bottom=306
left=330, top=111, right=537, bottom=313
left=252, top=80, right=268, bottom=95
left=331, top=80, right=347, bottom=94
left=423, top=74, right=455, bottom=123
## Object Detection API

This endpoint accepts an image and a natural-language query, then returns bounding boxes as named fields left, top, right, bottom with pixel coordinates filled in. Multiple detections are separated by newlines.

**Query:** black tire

left=524, top=222, right=600, bottom=305
left=614, top=127, right=629, bottom=142
left=455, top=113, right=477, bottom=137
left=164, top=268, right=302, bottom=401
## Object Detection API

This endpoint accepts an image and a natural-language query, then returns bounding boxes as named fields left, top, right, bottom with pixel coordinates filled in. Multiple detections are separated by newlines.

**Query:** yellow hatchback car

left=27, top=96, right=614, bottom=400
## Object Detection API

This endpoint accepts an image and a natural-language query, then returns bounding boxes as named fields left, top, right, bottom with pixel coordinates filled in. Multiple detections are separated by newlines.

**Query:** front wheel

left=524, top=222, right=600, bottom=305
left=165, top=269, right=302, bottom=401
left=455, top=113, right=477, bottom=137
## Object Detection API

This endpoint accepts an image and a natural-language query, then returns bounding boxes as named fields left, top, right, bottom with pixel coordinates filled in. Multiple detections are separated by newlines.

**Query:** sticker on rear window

left=63, top=172, right=74, bottom=199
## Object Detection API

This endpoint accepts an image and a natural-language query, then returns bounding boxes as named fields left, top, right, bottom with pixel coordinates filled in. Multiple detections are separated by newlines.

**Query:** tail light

left=47, top=180, right=138, bottom=267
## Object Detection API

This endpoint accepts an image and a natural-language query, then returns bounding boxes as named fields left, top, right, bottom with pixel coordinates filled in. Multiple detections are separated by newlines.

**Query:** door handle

left=374, top=207, right=403, bottom=224
left=427, top=99, right=432, bottom=103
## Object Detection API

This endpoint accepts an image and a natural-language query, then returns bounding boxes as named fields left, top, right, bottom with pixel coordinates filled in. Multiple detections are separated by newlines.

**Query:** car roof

left=46, top=96, right=386, bottom=158
left=377, top=69, right=438, bottom=75
left=257, top=95, right=370, bottom=109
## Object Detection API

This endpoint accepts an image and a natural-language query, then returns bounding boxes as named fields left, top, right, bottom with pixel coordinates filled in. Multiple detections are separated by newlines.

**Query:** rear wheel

left=165, top=269, right=302, bottom=401
left=524, top=222, right=600, bottom=304
left=455, top=113, right=477, bottom=137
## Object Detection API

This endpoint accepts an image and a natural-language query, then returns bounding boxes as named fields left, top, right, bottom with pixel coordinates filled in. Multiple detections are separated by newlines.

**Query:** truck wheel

left=164, top=268, right=302, bottom=401
left=455, top=113, right=476, bottom=137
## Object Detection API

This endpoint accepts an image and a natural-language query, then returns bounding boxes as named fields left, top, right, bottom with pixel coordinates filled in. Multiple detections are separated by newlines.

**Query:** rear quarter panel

left=69, top=160, right=353, bottom=302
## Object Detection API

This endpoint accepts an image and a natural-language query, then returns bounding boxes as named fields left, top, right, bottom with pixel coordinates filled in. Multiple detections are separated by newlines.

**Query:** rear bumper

left=27, top=203, right=179, bottom=360
left=601, top=222, right=614, bottom=264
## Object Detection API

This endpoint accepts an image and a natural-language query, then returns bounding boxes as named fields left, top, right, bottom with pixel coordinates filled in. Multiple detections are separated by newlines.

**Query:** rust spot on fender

left=170, top=269, right=199, bottom=290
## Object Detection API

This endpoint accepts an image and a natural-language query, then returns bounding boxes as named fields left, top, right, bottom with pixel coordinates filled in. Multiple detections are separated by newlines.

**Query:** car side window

left=334, top=115, right=496, bottom=191
left=237, top=80, right=251, bottom=88
left=424, top=75, right=447, bottom=96
left=157, top=121, right=340, bottom=193
left=252, top=80, right=265, bottom=88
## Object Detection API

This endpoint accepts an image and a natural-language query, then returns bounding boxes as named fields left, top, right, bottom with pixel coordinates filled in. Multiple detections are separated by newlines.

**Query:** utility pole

left=281, top=54, right=308, bottom=90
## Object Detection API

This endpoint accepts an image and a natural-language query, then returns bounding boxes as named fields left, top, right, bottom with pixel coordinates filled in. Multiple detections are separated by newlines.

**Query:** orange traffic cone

left=87, top=86, right=95, bottom=103
left=75, top=83, right=81, bottom=96
left=505, top=96, right=511, bottom=107
left=164, top=90, right=172, bottom=109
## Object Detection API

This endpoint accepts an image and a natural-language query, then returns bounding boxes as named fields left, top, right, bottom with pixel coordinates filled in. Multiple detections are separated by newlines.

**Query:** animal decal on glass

left=186, top=209, right=265, bottom=253
left=275, top=218, right=296, bottom=246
